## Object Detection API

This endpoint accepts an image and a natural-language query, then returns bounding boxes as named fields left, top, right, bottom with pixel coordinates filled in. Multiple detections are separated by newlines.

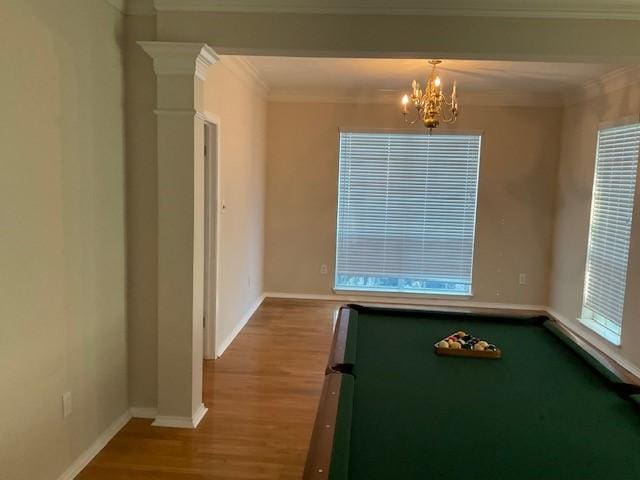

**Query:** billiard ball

left=437, top=340, right=449, bottom=348
left=461, top=335, right=472, bottom=342
left=485, top=344, right=497, bottom=351
left=462, top=343, right=472, bottom=349
left=450, top=341, right=462, bottom=349
left=473, top=343, right=485, bottom=351
left=455, top=331, right=466, bottom=337
left=478, top=341, right=489, bottom=348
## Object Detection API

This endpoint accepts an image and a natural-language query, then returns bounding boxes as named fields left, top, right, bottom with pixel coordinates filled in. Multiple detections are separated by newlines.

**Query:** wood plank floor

left=78, top=298, right=340, bottom=479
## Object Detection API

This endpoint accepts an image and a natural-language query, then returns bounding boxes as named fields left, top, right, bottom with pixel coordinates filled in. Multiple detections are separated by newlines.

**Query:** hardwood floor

left=78, top=298, right=341, bottom=480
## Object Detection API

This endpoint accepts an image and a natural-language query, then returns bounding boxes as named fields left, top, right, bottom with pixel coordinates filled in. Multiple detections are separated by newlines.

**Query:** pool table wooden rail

left=303, top=373, right=343, bottom=480
left=546, top=316, right=640, bottom=387
left=326, top=308, right=351, bottom=374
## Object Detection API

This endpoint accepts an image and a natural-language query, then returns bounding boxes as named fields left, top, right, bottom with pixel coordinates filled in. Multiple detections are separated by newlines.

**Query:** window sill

left=578, top=317, right=621, bottom=346
left=332, top=288, right=474, bottom=302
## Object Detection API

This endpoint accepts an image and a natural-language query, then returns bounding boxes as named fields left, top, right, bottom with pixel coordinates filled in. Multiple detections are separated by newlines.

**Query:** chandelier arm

left=440, top=106, right=455, bottom=123
left=403, top=103, right=424, bottom=125
left=441, top=108, right=458, bottom=124
left=403, top=109, right=422, bottom=125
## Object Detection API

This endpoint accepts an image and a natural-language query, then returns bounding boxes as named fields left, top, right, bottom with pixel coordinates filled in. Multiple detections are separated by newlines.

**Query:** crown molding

left=266, top=66, right=640, bottom=108
left=220, top=56, right=270, bottom=98
left=564, top=65, right=640, bottom=106
left=139, top=42, right=219, bottom=80
left=103, top=0, right=126, bottom=12
left=103, top=0, right=155, bottom=15
left=152, top=0, right=640, bottom=20
left=127, top=0, right=156, bottom=15
left=464, top=91, right=562, bottom=108
left=268, top=88, right=562, bottom=108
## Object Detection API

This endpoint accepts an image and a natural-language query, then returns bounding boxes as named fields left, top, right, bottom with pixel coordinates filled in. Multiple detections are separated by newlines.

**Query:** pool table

left=304, top=304, right=640, bottom=480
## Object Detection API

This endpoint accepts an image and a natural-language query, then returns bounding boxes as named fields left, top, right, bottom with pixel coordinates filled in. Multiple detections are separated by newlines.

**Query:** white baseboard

left=129, top=406, right=158, bottom=419
left=191, top=403, right=208, bottom=427
left=546, top=308, right=640, bottom=379
left=215, top=293, right=266, bottom=357
left=152, top=403, right=208, bottom=429
left=264, top=291, right=546, bottom=312
left=56, top=409, right=131, bottom=480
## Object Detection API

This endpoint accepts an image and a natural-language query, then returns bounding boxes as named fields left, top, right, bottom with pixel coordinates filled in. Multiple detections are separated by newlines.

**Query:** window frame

left=332, top=128, right=483, bottom=298
left=579, top=117, right=640, bottom=346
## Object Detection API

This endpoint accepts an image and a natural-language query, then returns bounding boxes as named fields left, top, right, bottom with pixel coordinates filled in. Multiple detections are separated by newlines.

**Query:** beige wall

left=265, top=102, right=562, bottom=306
left=204, top=60, right=267, bottom=353
left=549, top=83, right=640, bottom=368
left=0, top=1, right=128, bottom=479
left=124, top=14, right=158, bottom=411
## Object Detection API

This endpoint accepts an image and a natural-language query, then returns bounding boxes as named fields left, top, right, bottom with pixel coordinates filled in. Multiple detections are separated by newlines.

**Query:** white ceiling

left=241, top=57, right=623, bottom=97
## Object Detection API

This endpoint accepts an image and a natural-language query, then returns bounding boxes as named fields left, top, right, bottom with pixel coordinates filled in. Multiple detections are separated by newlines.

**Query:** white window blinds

left=581, top=122, right=640, bottom=345
left=335, top=132, right=481, bottom=296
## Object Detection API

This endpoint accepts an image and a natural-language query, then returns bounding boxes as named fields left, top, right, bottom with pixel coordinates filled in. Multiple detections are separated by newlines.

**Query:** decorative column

left=139, top=42, right=217, bottom=428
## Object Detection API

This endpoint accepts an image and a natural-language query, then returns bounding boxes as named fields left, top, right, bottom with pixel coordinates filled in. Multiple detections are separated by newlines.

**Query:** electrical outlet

left=62, top=392, right=72, bottom=418
left=519, top=273, right=526, bottom=285
left=320, top=264, right=328, bottom=275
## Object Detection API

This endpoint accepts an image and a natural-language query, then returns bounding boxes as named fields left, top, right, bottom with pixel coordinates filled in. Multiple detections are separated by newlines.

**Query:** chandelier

left=401, top=60, right=458, bottom=131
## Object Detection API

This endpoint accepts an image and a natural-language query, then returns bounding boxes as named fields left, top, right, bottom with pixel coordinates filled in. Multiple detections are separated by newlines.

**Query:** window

left=335, top=131, right=481, bottom=296
left=581, top=122, right=640, bottom=345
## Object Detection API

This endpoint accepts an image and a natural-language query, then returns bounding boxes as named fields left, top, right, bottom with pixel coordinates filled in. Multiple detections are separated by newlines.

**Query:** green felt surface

left=334, top=308, right=640, bottom=480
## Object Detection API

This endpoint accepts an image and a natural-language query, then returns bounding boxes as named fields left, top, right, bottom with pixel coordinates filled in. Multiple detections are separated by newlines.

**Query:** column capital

left=138, top=41, right=218, bottom=80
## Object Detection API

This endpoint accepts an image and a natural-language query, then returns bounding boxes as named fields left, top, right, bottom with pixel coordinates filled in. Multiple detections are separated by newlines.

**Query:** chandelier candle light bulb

left=401, top=94, right=409, bottom=114
left=401, top=60, right=459, bottom=132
